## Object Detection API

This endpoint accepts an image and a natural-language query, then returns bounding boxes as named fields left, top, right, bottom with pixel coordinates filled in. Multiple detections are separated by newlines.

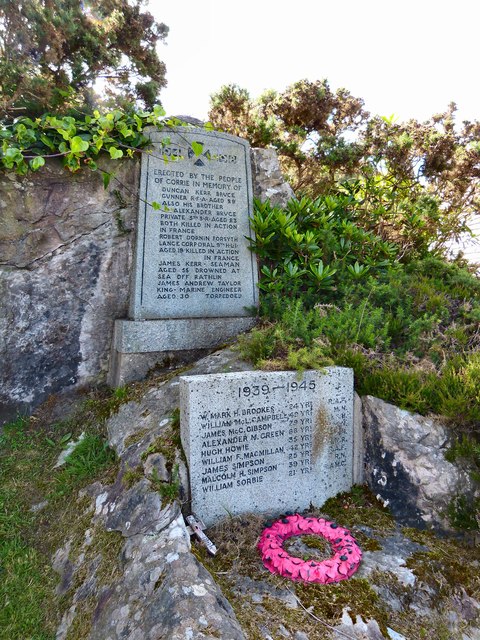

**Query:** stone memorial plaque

left=180, top=368, right=354, bottom=525
left=131, top=128, right=258, bottom=320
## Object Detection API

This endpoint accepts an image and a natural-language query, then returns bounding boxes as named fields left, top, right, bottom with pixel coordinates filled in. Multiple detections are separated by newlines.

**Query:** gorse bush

left=211, top=82, right=479, bottom=256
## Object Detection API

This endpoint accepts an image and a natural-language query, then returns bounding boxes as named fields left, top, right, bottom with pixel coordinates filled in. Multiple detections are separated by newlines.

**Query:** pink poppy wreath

left=257, top=514, right=362, bottom=584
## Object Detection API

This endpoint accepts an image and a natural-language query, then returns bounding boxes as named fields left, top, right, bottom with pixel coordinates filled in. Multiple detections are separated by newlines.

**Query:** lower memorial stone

left=180, top=368, right=354, bottom=526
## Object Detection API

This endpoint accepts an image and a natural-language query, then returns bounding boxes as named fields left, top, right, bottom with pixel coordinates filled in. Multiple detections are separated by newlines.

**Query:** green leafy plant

left=445, top=435, right=480, bottom=484
left=446, top=495, right=479, bottom=531
left=249, top=196, right=400, bottom=307
left=0, top=106, right=185, bottom=176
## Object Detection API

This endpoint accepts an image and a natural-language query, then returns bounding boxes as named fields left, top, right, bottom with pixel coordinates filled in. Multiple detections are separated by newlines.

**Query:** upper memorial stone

left=130, top=128, right=258, bottom=320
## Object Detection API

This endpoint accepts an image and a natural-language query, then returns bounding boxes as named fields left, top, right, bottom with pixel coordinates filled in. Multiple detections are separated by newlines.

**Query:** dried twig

left=286, top=588, right=356, bottom=640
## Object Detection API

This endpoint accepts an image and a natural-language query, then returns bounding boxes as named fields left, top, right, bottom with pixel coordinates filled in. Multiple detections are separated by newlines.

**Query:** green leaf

left=70, top=136, right=89, bottom=153
left=191, top=141, right=203, bottom=157
left=151, top=201, right=161, bottom=210
left=153, top=105, right=166, bottom=117
left=29, top=156, right=45, bottom=171
left=4, top=147, right=23, bottom=162
left=64, top=153, right=81, bottom=172
left=60, top=433, right=72, bottom=444
left=16, top=160, right=29, bottom=175
left=40, top=134, right=55, bottom=150
left=108, top=146, right=123, bottom=159
left=102, top=172, right=112, bottom=189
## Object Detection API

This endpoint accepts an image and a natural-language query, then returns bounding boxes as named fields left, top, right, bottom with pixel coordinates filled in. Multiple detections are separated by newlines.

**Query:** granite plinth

left=113, top=317, right=256, bottom=353
left=180, top=368, right=355, bottom=526
left=108, top=317, right=256, bottom=387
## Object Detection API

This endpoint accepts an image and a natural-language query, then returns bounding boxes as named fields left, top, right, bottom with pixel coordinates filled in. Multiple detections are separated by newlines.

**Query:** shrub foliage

left=0, top=0, right=169, bottom=118
left=245, top=195, right=480, bottom=530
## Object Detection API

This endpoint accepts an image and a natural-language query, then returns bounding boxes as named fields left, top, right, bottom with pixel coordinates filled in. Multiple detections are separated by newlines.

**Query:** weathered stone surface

left=101, top=479, right=179, bottom=537
left=0, top=158, right=138, bottom=423
left=1, top=141, right=296, bottom=418
left=181, top=367, right=355, bottom=525
left=333, top=609, right=385, bottom=640
left=363, top=395, right=475, bottom=530
left=251, top=148, right=295, bottom=207
left=55, top=348, right=256, bottom=639
left=91, top=513, right=245, bottom=640
left=143, top=453, right=169, bottom=482
left=353, top=392, right=364, bottom=484
left=55, top=351, right=259, bottom=640
left=113, top=317, right=256, bottom=353
left=356, top=529, right=425, bottom=590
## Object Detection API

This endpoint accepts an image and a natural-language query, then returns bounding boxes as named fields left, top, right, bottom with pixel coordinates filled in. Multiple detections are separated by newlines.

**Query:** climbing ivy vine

left=0, top=106, right=208, bottom=179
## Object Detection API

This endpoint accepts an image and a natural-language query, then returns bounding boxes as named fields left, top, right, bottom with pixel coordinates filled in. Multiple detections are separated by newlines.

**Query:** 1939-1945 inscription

left=130, top=128, right=258, bottom=320
left=180, top=368, right=354, bottom=525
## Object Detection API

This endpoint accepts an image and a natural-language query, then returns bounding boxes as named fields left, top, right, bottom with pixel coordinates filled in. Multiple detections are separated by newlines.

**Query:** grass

left=0, top=386, right=124, bottom=640
left=53, top=433, right=116, bottom=497
left=0, top=417, right=59, bottom=639
left=0, top=537, right=56, bottom=640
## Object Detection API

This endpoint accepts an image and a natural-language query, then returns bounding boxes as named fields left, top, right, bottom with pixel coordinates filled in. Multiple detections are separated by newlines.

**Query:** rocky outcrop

left=54, top=349, right=251, bottom=640
left=1, top=146, right=295, bottom=424
left=51, top=351, right=480, bottom=639
left=251, top=148, right=295, bottom=207
left=0, top=158, right=138, bottom=424
left=362, top=395, right=476, bottom=531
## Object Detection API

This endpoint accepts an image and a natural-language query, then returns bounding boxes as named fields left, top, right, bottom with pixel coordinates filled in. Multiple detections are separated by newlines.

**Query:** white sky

left=150, top=0, right=479, bottom=125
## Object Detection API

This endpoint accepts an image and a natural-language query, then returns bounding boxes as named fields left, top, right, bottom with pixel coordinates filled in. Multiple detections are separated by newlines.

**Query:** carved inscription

left=132, top=129, right=257, bottom=319
left=154, top=169, right=243, bottom=301
left=181, top=368, right=355, bottom=525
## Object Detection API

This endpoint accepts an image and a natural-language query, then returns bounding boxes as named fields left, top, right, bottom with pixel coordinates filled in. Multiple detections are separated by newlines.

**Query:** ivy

left=0, top=106, right=195, bottom=176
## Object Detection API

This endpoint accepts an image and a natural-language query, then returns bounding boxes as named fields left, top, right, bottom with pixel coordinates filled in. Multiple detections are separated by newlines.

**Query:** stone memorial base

left=108, top=317, right=256, bottom=387
left=181, top=368, right=361, bottom=526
